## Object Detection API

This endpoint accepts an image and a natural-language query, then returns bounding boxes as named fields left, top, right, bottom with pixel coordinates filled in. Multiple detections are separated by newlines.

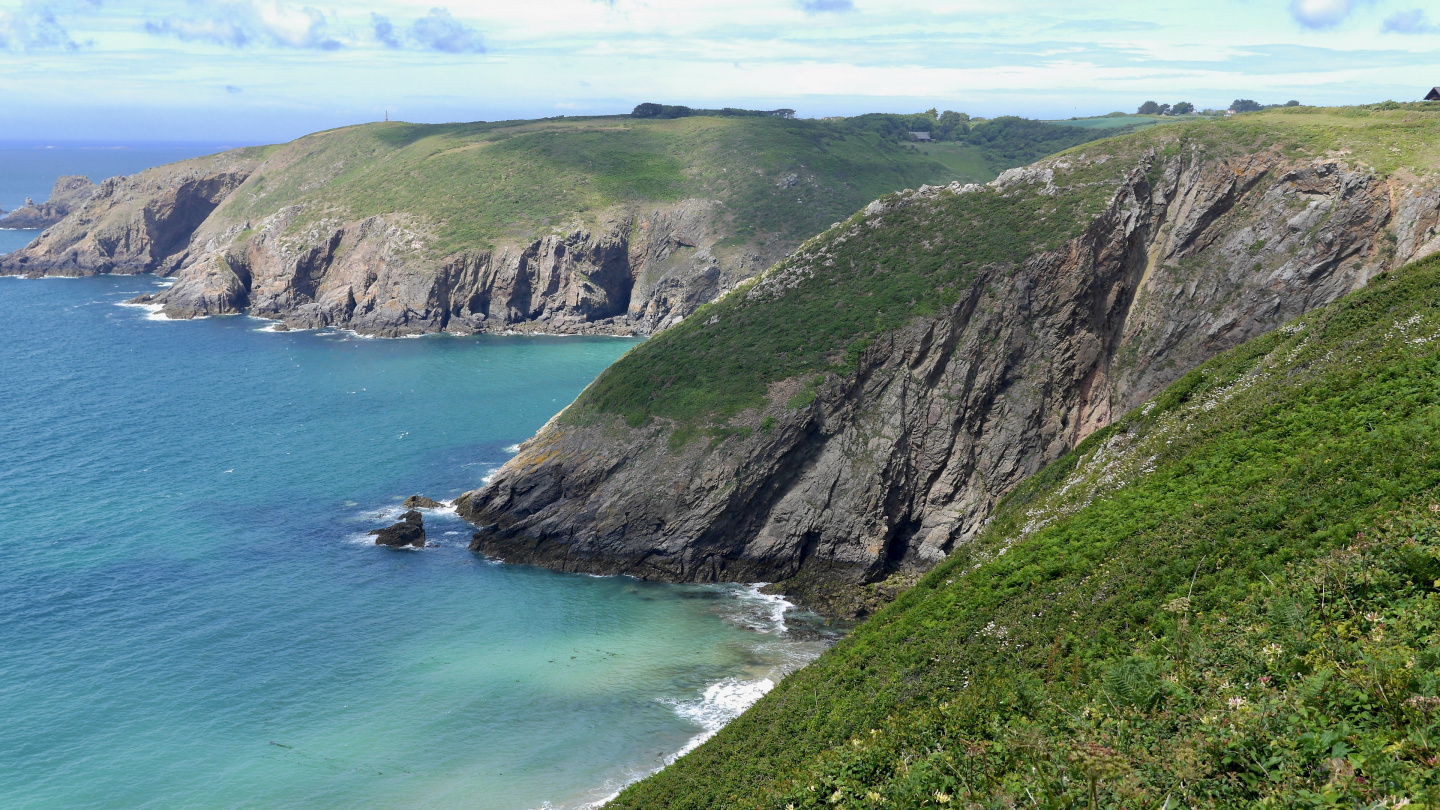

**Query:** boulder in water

left=370, top=510, right=426, bottom=548
left=403, top=495, right=441, bottom=509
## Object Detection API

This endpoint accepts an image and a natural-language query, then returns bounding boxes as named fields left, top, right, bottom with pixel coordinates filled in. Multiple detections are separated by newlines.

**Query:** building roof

left=909, top=131, right=933, bottom=141
left=1427, top=87, right=1440, bottom=101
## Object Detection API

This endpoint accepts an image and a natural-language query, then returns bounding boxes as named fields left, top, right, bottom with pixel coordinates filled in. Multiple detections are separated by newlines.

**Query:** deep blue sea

left=0, top=152, right=835, bottom=808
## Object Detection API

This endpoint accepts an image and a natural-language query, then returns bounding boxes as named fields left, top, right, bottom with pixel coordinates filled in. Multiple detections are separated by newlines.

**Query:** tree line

left=1137, top=99, right=1301, bottom=115
left=631, top=103, right=795, bottom=119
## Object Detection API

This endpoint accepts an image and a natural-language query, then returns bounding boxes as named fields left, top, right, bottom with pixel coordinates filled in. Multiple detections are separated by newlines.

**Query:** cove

left=0, top=274, right=836, bottom=809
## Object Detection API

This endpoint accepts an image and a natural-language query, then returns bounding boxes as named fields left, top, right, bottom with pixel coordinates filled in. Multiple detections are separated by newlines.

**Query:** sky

left=0, top=0, right=1438, bottom=144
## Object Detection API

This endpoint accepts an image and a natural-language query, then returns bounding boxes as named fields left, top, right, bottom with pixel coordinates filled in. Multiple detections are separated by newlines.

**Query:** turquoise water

left=0, top=274, right=836, bottom=808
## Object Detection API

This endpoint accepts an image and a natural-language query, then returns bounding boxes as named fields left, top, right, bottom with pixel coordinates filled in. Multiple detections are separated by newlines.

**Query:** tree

left=1231, top=99, right=1263, bottom=113
left=936, top=110, right=970, bottom=140
left=1171, top=101, right=1195, bottom=115
left=1156, top=103, right=1172, bottom=116
left=631, top=103, right=665, bottom=118
left=1284, top=100, right=1300, bottom=107
left=1138, top=101, right=1161, bottom=115
left=924, top=107, right=939, bottom=119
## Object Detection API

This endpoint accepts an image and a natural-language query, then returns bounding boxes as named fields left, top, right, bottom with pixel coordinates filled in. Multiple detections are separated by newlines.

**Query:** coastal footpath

left=459, top=106, right=1440, bottom=616
left=0, top=114, right=1102, bottom=337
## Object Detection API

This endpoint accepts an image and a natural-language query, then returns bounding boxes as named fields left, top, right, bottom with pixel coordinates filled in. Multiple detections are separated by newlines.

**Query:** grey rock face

left=370, top=510, right=426, bottom=548
left=151, top=197, right=763, bottom=337
left=0, top=156, right=776, bottom=337
left=458, top=148, right=1428, bottom=615
left=0, top=176, right=98, bottom=230
left=0, top=156, right=257, bottom=277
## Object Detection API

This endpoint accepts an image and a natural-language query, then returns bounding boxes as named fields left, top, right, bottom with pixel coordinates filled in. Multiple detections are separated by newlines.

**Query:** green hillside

left=569, top=104, right=1440, bottom=441
left=207, top=113, right=1110, bottom=259
left=612, top=246, right=1440, bottom=807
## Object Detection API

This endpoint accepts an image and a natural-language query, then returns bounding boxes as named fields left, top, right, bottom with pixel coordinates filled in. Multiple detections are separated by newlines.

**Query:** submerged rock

left=369, top=510, right=426, bottom=548
left=402, top=495, right=441, bottom=509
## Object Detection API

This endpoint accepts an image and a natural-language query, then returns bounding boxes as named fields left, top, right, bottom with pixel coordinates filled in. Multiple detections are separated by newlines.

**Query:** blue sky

left=0, top=0, right=1437, bottom=144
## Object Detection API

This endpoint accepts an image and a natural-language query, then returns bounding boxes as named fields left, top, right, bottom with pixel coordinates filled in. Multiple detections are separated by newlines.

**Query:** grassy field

left=1048, top=114, right=1171, bottom=130
left=567, top=105, right=1440, bottom=442
left=207, top=113, right=1116, bottom=259
left=611, top=247, right=1440, bottom=808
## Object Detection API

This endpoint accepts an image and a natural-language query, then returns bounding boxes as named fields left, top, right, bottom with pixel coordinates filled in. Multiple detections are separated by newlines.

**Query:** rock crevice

left=457, top=148, right=1426, bottom=615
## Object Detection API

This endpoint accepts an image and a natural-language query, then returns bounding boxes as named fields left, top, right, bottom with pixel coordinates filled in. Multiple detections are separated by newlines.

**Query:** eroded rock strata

left=0, top=155, right=766, bottom=336
left=458, top=144, right=1439, bottom=615
left=0, top=176, right=99, bottom=230
left=146, top=198, right=768, bottom=337
left=0, top=155, right=258, bottom=277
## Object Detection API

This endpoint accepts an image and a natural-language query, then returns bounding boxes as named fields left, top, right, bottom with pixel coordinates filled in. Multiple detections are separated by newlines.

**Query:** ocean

left=0, top=150, right=836, bottom=808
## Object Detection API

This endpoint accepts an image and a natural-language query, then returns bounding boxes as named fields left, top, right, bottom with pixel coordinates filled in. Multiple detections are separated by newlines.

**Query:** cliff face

left=1, top=116, right=994, bottom=337
left=0, top=176, right=99, bottom=230
left=0, top=155, right=259, bottom=277
left=457, top=143, right=1434, bottom=614
left=145, top=198, right=774, bottom=337
left=0, top=160, right=763, bottom=336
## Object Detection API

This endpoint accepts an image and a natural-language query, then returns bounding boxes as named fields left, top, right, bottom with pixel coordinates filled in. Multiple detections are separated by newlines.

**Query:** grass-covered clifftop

left=207, top=113, right=1109, bottom=258
left=568, top=104, right=1440, bottom=437
left=611, top=245, right=1440, bottom=807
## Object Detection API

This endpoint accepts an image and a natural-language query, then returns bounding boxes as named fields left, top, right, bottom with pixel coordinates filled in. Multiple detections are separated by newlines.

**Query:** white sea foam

left=503, top=443, right=522, bottom=454
left=116, top=300, right=182, bottom=322
left=664, top=676, right=778, bottom=763
left=730, top=583, right=792, bottom=635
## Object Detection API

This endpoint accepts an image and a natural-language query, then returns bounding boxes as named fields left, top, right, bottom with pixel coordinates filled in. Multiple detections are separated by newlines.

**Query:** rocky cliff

left=134, top=196, right=779, bottom=337
left=0, top=154, right=260, bottom=276
left=0, top=175, right=99, bottom=230
left=1, top=115, right=1004, bottom=336
left=458, top=112, right=1440, bottom=614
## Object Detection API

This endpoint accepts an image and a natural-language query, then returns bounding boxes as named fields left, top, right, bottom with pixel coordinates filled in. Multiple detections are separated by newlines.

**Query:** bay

left=0, top=151, right=836, bottom=809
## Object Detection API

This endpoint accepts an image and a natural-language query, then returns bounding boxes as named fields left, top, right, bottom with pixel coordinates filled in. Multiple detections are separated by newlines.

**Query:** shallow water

left=0, top=275, right=838, bottom=809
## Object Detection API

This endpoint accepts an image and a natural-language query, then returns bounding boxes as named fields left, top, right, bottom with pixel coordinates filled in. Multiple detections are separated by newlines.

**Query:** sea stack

left=369, top=510, right=426, bottom=548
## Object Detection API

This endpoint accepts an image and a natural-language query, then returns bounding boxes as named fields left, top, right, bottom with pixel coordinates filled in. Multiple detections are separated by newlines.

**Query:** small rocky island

left=0, top=176, right=97, bottom=229
left=369, top=510, right=426, bottom=548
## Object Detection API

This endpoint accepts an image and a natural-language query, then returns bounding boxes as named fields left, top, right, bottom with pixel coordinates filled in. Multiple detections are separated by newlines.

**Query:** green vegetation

left=1049, top=115, right=1168, bottom=131
left=574, top=169, right=1115, bottom=430
left=613, top=250, right=1440, bottom=808
left=211, top=112, right=1115, bottom=259
left=630, top=102, right=796, bottom=119
left=569, top=105, right=1440, bottom=441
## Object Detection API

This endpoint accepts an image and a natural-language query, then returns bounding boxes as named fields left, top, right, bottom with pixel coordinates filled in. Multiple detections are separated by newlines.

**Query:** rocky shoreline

left=0, top=175, right=97, bottom=230
left=454, top=144, right=1440, bottom=618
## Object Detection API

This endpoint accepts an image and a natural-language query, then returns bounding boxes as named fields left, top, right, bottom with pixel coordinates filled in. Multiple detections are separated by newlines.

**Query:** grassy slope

left=210, top=115, right=1021, bottom=259
left=569, top=104, right=1440, bottom=440
left=613, top=245, right=1440, bottom=808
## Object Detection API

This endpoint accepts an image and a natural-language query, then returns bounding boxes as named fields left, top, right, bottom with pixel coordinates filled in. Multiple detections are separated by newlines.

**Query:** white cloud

left=798, top=0, right=855, bottom=13
left=1289, top=0, right=1363, bottom=29
left=1381, top=9, right=1439, bottom=33
left=144, top=1, right=340, bottom=49
left=0, top=0, right=91, bottom=50
left=407, top=7, right=482, bottom=53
